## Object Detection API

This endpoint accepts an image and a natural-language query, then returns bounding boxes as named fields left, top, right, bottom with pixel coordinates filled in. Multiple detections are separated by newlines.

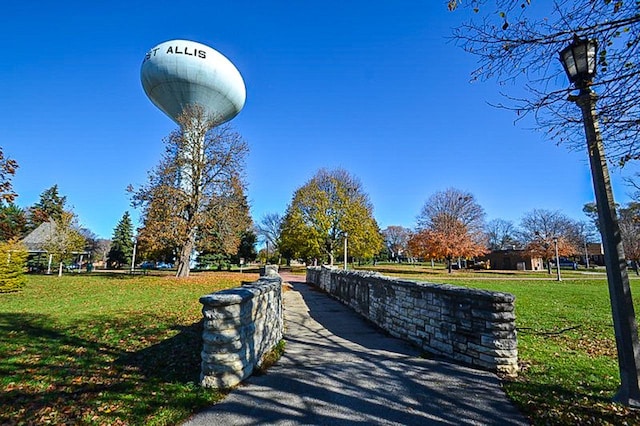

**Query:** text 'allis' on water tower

left=140, top=39, right=246, bottom=126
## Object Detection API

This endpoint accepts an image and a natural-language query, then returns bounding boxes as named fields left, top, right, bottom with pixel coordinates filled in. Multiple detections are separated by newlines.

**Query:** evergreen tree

left=27, top=185, right=67, bottom=231
left=107, top=212, right=134, bottom=269
left=235, top=230, right=257, bottom=264
left=0, top=203, right=27, bottom=241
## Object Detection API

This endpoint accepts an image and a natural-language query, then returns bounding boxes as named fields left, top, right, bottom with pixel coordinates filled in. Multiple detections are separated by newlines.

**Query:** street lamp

left=559, top=34, right=640, bottom=407
left=553, top=237, right=561, bottom=282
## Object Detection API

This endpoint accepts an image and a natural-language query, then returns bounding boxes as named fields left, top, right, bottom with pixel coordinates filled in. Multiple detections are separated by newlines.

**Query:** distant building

left=488, top=249, right=544, bottom=271
left=586, top=242, right=605, bottom=266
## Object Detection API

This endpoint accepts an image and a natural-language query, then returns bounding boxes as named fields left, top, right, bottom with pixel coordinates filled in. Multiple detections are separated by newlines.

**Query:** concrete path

left=183, top=273, right=529, bottom=425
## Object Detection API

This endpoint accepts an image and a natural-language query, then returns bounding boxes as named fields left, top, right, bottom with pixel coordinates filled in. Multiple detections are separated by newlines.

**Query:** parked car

left=552, top=259, right=578, bottom=270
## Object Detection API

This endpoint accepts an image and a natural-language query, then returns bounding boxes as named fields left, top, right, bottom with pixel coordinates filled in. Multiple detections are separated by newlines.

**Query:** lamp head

left=559, top=34, right=598, bottom=89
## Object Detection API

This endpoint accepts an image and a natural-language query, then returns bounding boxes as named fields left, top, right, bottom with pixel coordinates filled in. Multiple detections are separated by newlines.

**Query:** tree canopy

left=131, top=105, right=250, bottom=277
left=619, top=203, right=640, bottom=272
left=107, top=211, right=134, bottom=269
left=409, top=188, right=487, bottom=272
left=382, top=225, right=411, bottom=260
left=279, top=168, right=384, bottom=265
left=517, top=208, right=582, bottom=272
left=0, top=147, right=18, bottom=205
left=27, top=185, right=67, bottom=232
left=42, top=211, right=86, bottom=276
left=0, top=203, right=26, bottom=242
left=485, top=218, right=518, bottom=251
left=450, top=1, right=640, bottom=164
left=256, top=213, right=283, bottom=261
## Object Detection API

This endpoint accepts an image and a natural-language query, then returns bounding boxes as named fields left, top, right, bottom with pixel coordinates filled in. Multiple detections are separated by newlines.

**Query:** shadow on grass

left=0, top=312, right=214, bottom=425
left=504, top=378, right=636, bottom=424
left=115, top=320, right=204, bottom=383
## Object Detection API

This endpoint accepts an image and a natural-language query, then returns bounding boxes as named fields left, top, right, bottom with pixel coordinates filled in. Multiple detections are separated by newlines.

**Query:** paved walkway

left=184, top=273, right=529, bottom=425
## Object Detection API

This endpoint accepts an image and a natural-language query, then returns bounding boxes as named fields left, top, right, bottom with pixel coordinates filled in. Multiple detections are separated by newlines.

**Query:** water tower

left=141, top=39, right=246, bottom=125
left=140, top=40, right=246, bottom=275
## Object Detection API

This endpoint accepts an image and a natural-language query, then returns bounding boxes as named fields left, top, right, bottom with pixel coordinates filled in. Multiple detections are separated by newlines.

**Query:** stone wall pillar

left=200, top=276, right=283, bottom=388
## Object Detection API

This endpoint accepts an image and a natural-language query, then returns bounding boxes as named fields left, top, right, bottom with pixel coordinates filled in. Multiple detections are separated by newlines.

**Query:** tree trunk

left=176, top=237, right=194, bottom=278
left=58, top=262, right=63, bottom=277
left=447, top=257, right=453, bottom=273
left=546, top=258, right=552, bottom=274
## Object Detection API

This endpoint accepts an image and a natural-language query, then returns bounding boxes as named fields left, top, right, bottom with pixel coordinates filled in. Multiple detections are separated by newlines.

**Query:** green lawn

left=5, top=266, right=640, bottom=425
left=358, top=264, right=640, bottom=425
left=0, top=271, right=257, bottom=425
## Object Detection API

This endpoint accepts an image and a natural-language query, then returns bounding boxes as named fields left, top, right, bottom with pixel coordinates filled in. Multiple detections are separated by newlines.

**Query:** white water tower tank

left=141, top=39, right=246, bottom=125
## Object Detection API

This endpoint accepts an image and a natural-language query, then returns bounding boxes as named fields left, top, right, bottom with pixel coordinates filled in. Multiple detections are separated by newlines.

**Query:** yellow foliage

left=0, top=239, right=27, bottom=292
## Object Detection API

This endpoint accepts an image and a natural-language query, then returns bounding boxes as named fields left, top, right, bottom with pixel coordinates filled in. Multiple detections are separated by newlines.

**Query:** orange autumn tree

left=130, top=105, right=249, bottom=278
left=409, top=188, right=487, bottom=273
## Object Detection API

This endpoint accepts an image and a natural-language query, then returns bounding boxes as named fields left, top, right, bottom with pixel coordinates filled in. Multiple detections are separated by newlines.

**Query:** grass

left=359, top=264, right=640, bottom=425
left=255, top=340, right=286, bottom=375
left=6, top=264, right=639, bottom=424
left=0, top=271, right=258, bottom=425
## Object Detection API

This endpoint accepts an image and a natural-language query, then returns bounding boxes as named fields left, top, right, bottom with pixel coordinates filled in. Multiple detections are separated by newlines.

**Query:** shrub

left=0, top=240, right=27, bottom=292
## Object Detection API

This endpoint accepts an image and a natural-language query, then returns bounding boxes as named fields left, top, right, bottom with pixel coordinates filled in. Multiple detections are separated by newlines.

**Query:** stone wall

left=306, top=266, right=518, bottom=376
left=199, top=275, right=283, bottom=388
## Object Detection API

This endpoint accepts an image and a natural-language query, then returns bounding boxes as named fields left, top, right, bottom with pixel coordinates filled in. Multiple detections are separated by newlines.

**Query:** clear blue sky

left=3, top=1, right=637, bottom=239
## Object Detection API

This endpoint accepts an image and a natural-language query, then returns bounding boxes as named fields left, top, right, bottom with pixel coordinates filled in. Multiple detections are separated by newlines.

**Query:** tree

left=409, top=188, right=487, bottom=272
left=0, top=147, right=18, bottom=204
left=107, top=212, right=134, bottom=269
left=449, top=1, right=640, bottom=164
left=0, top=239, right=27, bottom=293
left=78, top=228, right=106, bottom=268
left=42, top=211, right=86, bottom=276
left=93, top=238, right=112, bottom=269
left=583, top=202, right=602, bottom=233
left=518, top=209, right=581, bottom=273
left=27, top=185, right=67, bottom=232
left=382, top=225, right=411, bottom=261
left=619, top=203, right=640, bottom=275
left=485, top=218, right=518, bottom=251
left=0, top=203, right=27, bottom=242
left=566, top=219, right=600, bottom=267
left=279, top=168, right=384, bottom=265
left=198, top=174, right=253, bottom=261
left=131, top=105, right=249, bottom=277
left=256, top=213, right=283, bottom=262
left=235, top=229, right=257, bottom=265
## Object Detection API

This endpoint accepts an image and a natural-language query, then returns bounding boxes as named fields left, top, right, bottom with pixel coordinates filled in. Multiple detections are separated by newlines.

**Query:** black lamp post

left=559, top=34, right=640, bottom=407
